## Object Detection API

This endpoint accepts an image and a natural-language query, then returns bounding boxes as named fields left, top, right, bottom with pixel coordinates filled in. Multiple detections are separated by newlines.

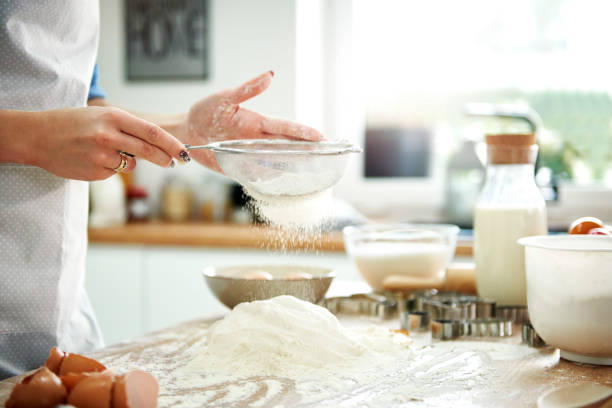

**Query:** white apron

left=0, top=0, right=104, bottom=379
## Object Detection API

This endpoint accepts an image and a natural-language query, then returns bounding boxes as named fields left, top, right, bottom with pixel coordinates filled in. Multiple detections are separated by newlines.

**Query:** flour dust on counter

left=157, top=296, right=548, bottom=407
left=35, top=302, right=572, bottom=408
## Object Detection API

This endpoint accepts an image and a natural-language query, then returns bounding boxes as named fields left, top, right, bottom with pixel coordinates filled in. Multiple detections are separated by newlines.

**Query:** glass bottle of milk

left=473, top=134, right=547, bottom=305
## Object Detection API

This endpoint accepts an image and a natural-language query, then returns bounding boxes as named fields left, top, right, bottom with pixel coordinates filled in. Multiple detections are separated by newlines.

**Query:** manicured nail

left=269, top=70, right=275, bottom=77
left=179, top=150, right=191, bottom=162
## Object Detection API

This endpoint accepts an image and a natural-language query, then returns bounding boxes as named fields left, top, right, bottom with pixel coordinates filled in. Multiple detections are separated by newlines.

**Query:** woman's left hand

left=180, top=71, right=323, bottom=172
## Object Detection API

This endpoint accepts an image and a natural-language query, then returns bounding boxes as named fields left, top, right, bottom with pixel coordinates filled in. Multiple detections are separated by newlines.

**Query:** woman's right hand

left=0, top=107, right=189, bottom=181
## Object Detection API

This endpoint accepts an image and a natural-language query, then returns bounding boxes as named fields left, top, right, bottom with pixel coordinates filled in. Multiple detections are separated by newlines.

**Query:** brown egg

left=60, top=372, right=88, bottom=393
left=66, top=372, right=114, bottom=408
left=60, top=370, right=114, bottom=393
left=58, top=353, right=106, bottom=376
left=45, top=346, right=66, bottom=374
left=5, top=366, right=67, bottom=408
left=112, top=370, right=159, bottom=408
left=569, top=217, right=604, bottom=234
left=282, top=271, right=313, bottom=280
left=241, top=270, right=274, bottom=280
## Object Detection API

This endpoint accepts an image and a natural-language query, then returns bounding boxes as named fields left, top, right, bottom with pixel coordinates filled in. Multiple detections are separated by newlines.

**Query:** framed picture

left=125, top=0, right=209, bottom=80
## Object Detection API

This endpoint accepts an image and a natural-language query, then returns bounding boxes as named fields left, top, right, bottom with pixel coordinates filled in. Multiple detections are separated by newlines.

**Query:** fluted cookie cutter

left=416, top=294, right=497, bottom=320
left=522, top=323, right=546, bottom=347
left=320, top=293, right=397, bottom=319
left=432, top=319, right=463, bottom=340
left=496, top=305, right=530, bottom=324
left=468, top=318, right=513, bottom=337
left=400, top=311, right=432, bottom=333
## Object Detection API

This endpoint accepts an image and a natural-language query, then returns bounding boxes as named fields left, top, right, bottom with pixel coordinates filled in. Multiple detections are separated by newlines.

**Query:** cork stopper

left=485, top=133, right=537, bottom=164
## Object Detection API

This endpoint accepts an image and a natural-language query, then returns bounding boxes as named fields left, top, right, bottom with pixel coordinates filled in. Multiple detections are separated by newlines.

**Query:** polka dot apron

left=0, top=0, right=104, bottom=379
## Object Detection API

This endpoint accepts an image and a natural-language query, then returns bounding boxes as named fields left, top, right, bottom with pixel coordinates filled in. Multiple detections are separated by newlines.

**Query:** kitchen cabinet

left=85, top=244, right=358, bottom=345
left=85, top=245, right=145, bottom=345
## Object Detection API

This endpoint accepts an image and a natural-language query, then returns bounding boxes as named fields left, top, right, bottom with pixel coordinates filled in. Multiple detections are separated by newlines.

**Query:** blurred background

left=95, top=0, right=612, bottom=230
left=88, top=0, right=612, bottom=344
left=94, top=0, right=612, bottom=230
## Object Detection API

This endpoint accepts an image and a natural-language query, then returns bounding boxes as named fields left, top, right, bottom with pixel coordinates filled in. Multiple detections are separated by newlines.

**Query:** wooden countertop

left=88, top=222, right=473, bottom=255
left=1, top=314, right=609, bottom=407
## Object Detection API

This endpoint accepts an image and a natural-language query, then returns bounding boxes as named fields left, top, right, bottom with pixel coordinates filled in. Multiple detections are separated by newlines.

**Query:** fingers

left=103, top=151, right=137, bottom=173
left=115, top=131, right=175, bottom=168
left=111, top=109, right=189, bottom=164
left=260, top=116, right=324, bottom=141
left=228, top=71, right=274, bottom=105
left=231, top=108, right=323, bottom=141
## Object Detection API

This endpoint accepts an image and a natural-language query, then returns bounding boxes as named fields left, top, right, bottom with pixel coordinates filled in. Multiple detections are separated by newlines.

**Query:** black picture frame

left=125, top=0, right=209, bottom=80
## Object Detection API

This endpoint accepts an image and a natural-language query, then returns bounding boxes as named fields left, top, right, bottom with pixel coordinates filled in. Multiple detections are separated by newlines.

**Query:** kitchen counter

left=1, top=314, right=610, bottom=407
left=88, top=222, right=474, bottom=255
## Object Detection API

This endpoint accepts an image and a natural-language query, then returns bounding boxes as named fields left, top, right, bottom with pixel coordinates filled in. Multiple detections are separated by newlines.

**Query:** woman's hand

left=180, top=71, right=323, bottom=171
left=0, top=107, right=190, bottom=181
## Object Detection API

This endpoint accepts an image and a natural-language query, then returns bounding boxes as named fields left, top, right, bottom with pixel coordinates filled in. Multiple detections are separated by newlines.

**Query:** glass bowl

left=203, top=139, right=362, bottom=197
left=343, top=223, right=459, bottom=291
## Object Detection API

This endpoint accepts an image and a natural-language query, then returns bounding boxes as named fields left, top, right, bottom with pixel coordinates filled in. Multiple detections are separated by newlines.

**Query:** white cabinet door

left=85, top=244, right=145, bottom=346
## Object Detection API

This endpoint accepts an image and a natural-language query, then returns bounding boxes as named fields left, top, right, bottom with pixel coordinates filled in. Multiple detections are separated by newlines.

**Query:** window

left=297, top=0, right=612, bottom=226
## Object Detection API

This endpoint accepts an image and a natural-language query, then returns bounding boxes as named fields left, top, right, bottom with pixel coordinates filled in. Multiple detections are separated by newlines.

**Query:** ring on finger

left=114, top=151, right=131, bottom=173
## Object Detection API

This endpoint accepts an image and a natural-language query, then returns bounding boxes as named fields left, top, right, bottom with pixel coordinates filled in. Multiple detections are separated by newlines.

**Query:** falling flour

left=244, top=171, right=337, bottom=230
left=180, top=296, right=412, bottom=380
left=247, top=187, right=333, bottom=230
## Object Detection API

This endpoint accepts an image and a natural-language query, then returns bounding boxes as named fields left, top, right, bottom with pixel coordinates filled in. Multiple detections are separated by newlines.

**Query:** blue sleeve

left=88, top=64, right=107, bottom=100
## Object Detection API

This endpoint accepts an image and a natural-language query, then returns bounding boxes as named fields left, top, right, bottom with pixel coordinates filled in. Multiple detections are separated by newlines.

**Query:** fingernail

left=179, top=150, right=191, bottom=163
left=269, top=70, right=275, bottom=77
left=169, top=159, right=176, bottom=168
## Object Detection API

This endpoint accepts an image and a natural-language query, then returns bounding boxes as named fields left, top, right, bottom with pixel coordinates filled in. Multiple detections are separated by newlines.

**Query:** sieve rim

left=205, top=139, right=363, bottom=156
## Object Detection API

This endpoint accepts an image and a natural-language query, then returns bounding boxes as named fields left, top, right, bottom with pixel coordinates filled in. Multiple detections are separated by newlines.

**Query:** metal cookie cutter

left=421, top=299, right=475, bottom=320
left=496, top=305, right=530, bottom=324
left=390, top=289, right=438, bottom=314
left=321, top=293, right=397, bottom=319
left=432, top=319, right=462, bottom=340
left=468, top=319, right=513, bottom=337
left=401, top=311, right=432, bottom=333
left=522, top=323, right=546, bottom=347
left=416, top=293, right=498, bottom=321
left=475, top=299, right=497, bottom=319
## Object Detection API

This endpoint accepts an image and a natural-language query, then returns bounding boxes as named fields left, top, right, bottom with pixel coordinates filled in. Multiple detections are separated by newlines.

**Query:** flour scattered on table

left=167, top=296, right=551, bottom=407
left=179, top=296, right=412, bottom=380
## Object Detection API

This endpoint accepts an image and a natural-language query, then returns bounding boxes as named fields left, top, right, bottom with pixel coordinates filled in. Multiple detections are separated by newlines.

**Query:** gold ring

left=114, top=151, right=130, bottom=173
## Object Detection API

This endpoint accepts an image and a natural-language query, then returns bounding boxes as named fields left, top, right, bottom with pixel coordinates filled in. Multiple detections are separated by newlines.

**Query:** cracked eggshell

left=113, top=370, right=159, bottom=408
left=66, top=371, right=114, bottom=408
left=5, top=367, right=68, bottom=408
left=58, top=353, right=106, bottom=376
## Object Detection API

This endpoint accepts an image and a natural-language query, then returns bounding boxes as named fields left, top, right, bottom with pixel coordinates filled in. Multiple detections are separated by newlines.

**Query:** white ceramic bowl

left=343, top=223, right=459, bottom=291
left=519, top=235, right=612, bottom=365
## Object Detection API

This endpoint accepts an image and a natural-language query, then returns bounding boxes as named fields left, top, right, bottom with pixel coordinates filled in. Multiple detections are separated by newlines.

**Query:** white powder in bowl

left=181, top=296, right=412, bottom=380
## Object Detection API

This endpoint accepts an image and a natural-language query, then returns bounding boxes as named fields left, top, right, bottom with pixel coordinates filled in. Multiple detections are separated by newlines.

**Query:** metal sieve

left=185, top=139, right=362, bottom=196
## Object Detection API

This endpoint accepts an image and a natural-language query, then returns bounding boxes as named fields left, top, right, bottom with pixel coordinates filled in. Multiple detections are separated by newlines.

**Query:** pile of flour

left=181, top=296, right=412, bottom=379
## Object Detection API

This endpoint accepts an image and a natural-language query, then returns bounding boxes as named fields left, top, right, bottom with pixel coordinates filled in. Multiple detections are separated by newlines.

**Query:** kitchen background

left=88, top=0, right=612, bottom=345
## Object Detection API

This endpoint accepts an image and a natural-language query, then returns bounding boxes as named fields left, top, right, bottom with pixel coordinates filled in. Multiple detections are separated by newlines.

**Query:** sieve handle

left=184, top=144, right=212, bottom=151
